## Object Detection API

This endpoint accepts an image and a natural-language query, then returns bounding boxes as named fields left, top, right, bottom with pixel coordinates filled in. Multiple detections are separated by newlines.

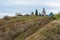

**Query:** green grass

left=54, top=14, right=60, bottom=20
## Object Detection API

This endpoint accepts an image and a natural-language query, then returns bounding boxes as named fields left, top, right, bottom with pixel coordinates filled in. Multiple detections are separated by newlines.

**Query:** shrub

left=3, top=16, right=10, bottom=20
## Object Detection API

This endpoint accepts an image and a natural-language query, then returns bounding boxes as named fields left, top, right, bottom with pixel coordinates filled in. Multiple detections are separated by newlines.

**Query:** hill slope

left=15, top=17, right=52, bottom=40
left=0, top=16, right=40, bottom=40
left=26, top=20, right=60, bottom=40
left=0, top=16, right=52, bottom=40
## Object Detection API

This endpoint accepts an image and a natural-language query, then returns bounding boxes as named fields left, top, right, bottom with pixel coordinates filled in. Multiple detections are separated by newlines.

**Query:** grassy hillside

left=26, top=20, right=60, bottom=40
left=15, top=17, right=52, bottom=40
left=0, top=16, right=52, bottom=40
left=0, top=16, right=40, bottom=28
left=0, top=16, right=41, bottom=40
left=0, top=16, right=38, bottom=26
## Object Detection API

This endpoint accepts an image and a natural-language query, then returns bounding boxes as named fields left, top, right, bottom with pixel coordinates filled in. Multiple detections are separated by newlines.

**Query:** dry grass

left=0, top=16, right=53, bottom=40
left=15, top=17, right=52, bottom=40
left=26, top=20, right=60, bottom=40
left=0, top=16, right=41, bottom=40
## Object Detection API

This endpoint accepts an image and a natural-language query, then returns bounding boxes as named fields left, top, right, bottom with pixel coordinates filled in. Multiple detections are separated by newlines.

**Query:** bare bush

left=3, top=16, right=10, bottom=20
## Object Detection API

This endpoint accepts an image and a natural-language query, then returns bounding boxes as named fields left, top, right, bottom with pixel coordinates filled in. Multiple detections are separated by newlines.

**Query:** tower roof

left=42, top=8, right=46, bottom=16
left=43, top=8, right=45, bottom=12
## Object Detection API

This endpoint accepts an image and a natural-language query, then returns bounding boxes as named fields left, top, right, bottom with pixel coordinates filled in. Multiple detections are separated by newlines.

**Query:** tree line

left=3, top=9, right=54, bottom=20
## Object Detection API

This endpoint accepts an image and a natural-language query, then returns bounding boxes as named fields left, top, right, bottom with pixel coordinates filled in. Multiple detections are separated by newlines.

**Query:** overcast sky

left=0, top=0, right=60, bottom=17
